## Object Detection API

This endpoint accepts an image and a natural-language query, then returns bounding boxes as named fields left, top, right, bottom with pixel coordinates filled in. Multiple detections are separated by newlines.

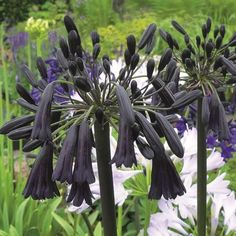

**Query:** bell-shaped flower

left=67, top=182, right=93, bottom=207
left=135, top=111, right=186, bottom=200
left=111, top=85, right=137, bottom=167
left=73, top=119, right=95, bottom=184
left=31, top=83, right=55, bottom=141
left=52, top=125, right=79, bottom=184
left=23, top=142, right=60, bottom=199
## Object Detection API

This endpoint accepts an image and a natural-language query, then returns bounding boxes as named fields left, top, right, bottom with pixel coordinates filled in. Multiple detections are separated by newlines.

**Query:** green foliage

left=28, top=1, right=69, bottom=22
left=75, top=0, right=120, bottom=32
left=222, top=155, right=236, bottom=192
left=0, top=0, right=30, bottom=25
left=124, top=0, right=236, bottom=24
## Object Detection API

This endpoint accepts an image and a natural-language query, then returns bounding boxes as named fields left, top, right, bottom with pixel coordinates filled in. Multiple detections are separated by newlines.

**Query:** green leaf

left=8, top=225, right=20, bottom=236
left=2, top=202, right=9, bottom=231
left=0, top=229, right=8, bottom=236
left=94, top=222, right=102, bottom=236
left=88, top=211, right=99, bottom=225
left=15, top=198, right=29, bottom=236
left=52, top=212, right=74, bottom=236
left=41, top=197, right=62, bottom=235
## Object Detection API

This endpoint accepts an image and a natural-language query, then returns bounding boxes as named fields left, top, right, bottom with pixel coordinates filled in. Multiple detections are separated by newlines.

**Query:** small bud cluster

left=160, top=18, right=236, bottom=140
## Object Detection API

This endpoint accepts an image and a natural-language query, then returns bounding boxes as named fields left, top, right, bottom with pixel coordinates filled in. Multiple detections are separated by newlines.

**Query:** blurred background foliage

left=1, top=0, right=236, bottom=235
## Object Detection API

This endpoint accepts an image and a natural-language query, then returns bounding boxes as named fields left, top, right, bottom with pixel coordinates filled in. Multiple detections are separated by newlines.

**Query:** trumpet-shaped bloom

left=23, top=142, right=60, bottom=199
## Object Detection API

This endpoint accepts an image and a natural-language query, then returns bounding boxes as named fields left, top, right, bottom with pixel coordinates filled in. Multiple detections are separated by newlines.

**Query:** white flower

left=207, top=173, right=230, bottom=195
left=181, top=127, right=197, bottom=157
left=172, top=176, right=197, bottom=225
left=148, top=127, right=236, bottom=235
left=148, top=199, right=190, bottom=236
left=222, top=192, right=236, bottom=228
left=181, top=150, right=224, bottom=180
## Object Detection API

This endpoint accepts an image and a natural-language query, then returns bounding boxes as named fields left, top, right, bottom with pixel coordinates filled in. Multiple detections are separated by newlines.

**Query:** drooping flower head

left=0, top=15, right=202, bottom=205
left=160, top=18, right=236, bottom=142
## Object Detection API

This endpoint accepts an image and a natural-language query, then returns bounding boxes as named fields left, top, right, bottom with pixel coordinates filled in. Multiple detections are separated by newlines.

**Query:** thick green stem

left=36, top=38, right=42, bottom=57
left=144, top=163, right=151, bottom=236
left=27, top=39, right=32, bottom=70
left=81, top=213, right=94, bottom=236
left=117, top=206, right=122, bottom=236
left=197, top=97, right=207, bottom=236
left=94, top=121, right=117, bottom=236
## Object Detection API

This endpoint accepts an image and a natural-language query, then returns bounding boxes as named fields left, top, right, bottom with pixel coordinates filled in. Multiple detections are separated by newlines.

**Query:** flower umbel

left=0, top=15, right=202, bottom=206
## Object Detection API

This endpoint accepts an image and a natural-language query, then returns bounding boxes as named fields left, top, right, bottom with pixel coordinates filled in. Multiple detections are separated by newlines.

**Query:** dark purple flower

left=175, top=117, right=188, bottom=136
left=206, top=134, right=217, bottom=149
left=110, top=118, right=137, bottom=167
left=52, top=125, right=79, bottom=184
left=31, top=57, right=67, bottom=104
left=220, top=141, right=234, bottom=158
left=149, top=154, right=186, bottom=200
left=135, top=111, right=186, bottom=200
left=67, top=182, right=93, bottom=206
left=31, top=83, right=54, bottom=141
left=229, top=121, right=236, bottom=145
left=73, top=119, right=95, bottom=184
left=111, top=85, right=137, bottom=167
left=23, top=142, right=60, bottom=200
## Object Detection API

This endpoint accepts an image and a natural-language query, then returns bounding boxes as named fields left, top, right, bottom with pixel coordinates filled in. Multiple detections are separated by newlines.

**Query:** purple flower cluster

left=31, top=57, right=67, bottom=104
left=8, top=32, right=28, bottom=53
left=176, top=118, right=236, bottom=159
left=48, top=31, right=58, bottom=45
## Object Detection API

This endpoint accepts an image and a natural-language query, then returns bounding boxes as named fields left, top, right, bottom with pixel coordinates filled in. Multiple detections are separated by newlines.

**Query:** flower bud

left=184, top=34, right=189, bottom=44
left=117, top=68, right=126, bottom=81
left=166, top=32, right=174, bottom=49
left=0, top=115, right=35, bottom=135
left=36, top=57, right=47, bottom=79
left=68, top=30, right=80, bottom=55
left=17, top=98, right=37, bottom=112
left=220, top=24, right=225, bottom=38
left=206, top=42, right=214, bottom=58
left=158, top=48, right=172, bottom=72
left=147, top=59, right=155, bottom=79
left=92, top=43, right=100, bottom=60
left=76, top=57, right=84, bottom=71
left=202, top=24, right=207, bottom=38
left=90, top=31, right=100, bottom=46
left=68, top=61, right=77, bottom=76
left=214, top=26, right=219, bottom=38
left=130, top=53, right=140, bottom=70
left=21, top=65, right=38, bottom=88
left=171, top=20, right=186, bottom=35
left=64, top=15, right=79, bottom=35
left=124, top=49, right=131, bottom=66
left=206, top=17, right=212, bottom=33
left=196, top=36, right=201, bottom=48
left=137, top=23, right=156, bottom=49
left=181, top=48, right=191, bottom=63
left=59, top=37, right=69, bottom=58
left=127, top=34, right=136, bottom=55
left=56, top=48, right=68, bottom=69
left=216, top=36, right=222, bottom=49
left=16, top=83, right=36, bottom=105
left=103, top=59, right=110, bottom=74
left=75, top=77, right=92, bottom=92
